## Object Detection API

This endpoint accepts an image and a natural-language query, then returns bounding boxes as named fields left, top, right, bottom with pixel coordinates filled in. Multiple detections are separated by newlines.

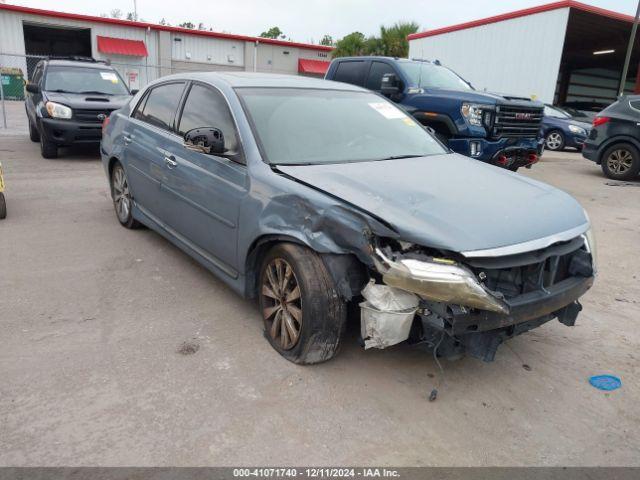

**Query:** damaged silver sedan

left=101, top=72, right=596, bottom=364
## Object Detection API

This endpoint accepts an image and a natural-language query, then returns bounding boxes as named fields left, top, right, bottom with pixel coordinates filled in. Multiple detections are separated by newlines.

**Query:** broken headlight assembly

left=372, top=247, right=509, bottom=314
left=583, top=226, right=598, bottom=273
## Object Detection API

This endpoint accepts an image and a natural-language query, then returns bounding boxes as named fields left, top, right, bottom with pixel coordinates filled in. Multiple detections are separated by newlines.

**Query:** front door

left=160, top=83, right=248, bottom=276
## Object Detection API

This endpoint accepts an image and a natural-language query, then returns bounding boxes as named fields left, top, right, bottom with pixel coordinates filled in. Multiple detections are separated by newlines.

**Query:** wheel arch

left=596, top=135, right=640, bottom=164
left=243, top=233, right=369, bottom=301
left=412, top=111, right=458, bottom=137
left=244, top=234, right=310, bottom=299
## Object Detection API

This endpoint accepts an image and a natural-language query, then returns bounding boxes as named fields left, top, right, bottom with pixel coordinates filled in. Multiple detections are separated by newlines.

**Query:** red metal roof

left=298, top=58, right=330, bottom=75
left=0, top=3, right=334, bottom=52
left=97, top=36, right=148, bottom=57
left=408, top=1, right=637, bottom=40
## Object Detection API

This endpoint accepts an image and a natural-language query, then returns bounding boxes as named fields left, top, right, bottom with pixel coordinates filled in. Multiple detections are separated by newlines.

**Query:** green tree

left=260, top=27, right=284, bottom=39
left=379, top=21, right=419, bottom=57
left=332, top=32, right=367, bottom=57
left=319, top=34, right=334, bottom=46
left=179, top=21, right=195, bottom=29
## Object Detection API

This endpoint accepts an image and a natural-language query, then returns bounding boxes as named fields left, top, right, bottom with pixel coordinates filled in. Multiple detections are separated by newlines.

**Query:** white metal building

left=408, top=0, right=640, bottom=109
left=0, top=3, right=332, bottom=90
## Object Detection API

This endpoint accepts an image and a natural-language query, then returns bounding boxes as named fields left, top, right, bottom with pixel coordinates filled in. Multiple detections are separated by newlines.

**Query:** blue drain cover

left=589, top=375, right=622, bottom=391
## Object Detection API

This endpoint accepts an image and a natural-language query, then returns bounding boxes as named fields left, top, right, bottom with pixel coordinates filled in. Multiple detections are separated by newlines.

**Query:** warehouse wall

left=0, top=9, right=332, bottom=87
left=170, top=31, right=244, bottom=69
left=408, top=8, right=570, bottom=103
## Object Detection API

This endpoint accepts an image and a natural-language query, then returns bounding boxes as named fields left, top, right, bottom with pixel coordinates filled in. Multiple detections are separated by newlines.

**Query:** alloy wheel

left=546, top=132, right=563, bottom=150
left=606, top=149, right=634, bottom=175
left=261, top=258, right=302, bottom=350
left=112, top=166, right=132, bottom=223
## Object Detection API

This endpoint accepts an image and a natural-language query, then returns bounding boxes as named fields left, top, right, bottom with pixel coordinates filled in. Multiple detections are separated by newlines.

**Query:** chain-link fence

left=0, top=52, right=219, bottom=134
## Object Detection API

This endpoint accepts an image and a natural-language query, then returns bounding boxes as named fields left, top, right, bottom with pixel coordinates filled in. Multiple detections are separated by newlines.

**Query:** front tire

left=29, top=120, right=40, bottom=142
left=545, top=130, right=565, bottom=151
left=110, top=163, right=141, bottom=229
left=601, top=143, right=640, bottom=180
left=40, top=134, right=57, bottom=159
left=258, top=243, right=347, bottom=365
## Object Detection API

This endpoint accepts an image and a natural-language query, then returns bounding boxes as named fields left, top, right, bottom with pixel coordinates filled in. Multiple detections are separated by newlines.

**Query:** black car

left=583, top=95, right=640, bottom=180
left=25, top=57, right=133, bottom=159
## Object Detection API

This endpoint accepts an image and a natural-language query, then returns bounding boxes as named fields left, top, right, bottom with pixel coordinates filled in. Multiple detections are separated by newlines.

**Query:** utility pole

left=133, top=0, right=138, bottom=21
left=619, top=0, right=640, bottom=96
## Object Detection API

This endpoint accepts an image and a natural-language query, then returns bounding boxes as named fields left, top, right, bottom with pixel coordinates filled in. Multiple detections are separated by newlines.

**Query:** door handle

left=123, top=134, right=133, bottom=144
left=164, top=156, right=178, bottom=168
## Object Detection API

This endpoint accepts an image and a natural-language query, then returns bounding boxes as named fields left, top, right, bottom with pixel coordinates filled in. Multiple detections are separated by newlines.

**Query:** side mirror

left=381, top=73, right=401, bottom=97
left=130, top=89, right=139, bottom=95
left=184, top=127, right=225, bottom=155
left=26, top=83, right=40, bottom=94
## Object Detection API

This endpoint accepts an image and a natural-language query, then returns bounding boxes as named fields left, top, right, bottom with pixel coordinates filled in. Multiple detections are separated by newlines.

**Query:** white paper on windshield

left=100, top=72, right=119, bottom=83
left=368, top=102, right=405, bottom=119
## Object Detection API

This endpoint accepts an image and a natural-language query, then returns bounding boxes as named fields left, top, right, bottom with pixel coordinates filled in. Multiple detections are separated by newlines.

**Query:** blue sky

left=7, top=0, right=639, bottom=43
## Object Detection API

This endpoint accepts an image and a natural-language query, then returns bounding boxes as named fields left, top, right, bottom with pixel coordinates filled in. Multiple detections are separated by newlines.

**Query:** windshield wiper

left=48, top=89, right=74, bottom=93
left=376, top=154, right=425, bottom=161
left=79, top=91, right=113, bottom=95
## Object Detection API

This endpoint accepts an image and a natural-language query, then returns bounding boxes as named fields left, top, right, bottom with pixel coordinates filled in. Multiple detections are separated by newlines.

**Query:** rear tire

left=110, top=162, right=141, bottom=229
left=29, top=120, right=40, bottom=142
left=0, top=192, right=6, bottom=219
left=258, top=243, right=347, bottom=365
left=601, top=143, right=640, bottom=180
left=40, top=134, right=58, bottom=159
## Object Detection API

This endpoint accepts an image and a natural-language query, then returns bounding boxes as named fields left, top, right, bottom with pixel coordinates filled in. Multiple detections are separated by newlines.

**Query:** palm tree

left=379, top=21, right=420, bottom=57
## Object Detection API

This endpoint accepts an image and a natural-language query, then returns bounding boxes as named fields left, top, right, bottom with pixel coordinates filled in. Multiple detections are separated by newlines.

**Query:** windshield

left=44, top=66, right=130, bottom=95
left=237, top=88, right=447, bottom=165
left=399, top=62, right=472, bottom=91
left=544, top=105, right=571, bottom=119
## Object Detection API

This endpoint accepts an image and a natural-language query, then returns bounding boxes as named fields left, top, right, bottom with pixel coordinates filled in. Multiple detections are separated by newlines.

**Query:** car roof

left=154, top=71, right=367, bottom=91
left=331, top=56, right=434, bottom=64
left=43, top=59, right=115, bottom=69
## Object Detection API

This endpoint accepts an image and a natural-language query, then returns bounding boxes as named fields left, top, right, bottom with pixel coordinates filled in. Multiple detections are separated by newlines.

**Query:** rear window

left=44, top=66, right=129, bottom=95
left=333, top=61, right=367, bottom=87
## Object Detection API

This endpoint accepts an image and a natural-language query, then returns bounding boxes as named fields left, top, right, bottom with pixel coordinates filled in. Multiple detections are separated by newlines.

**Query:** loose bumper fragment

left=360, top=282, right=419, bottom=350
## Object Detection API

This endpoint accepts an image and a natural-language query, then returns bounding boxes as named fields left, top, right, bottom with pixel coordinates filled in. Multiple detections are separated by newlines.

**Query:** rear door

left=123, top=82, right=186, bottom=218
left=331, top=60, right=369, bottom=88
left=160, top=82, right=248, bottom=276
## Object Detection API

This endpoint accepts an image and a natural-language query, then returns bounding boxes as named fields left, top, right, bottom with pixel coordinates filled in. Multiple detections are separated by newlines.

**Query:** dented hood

left=277, top=153, right=588, bottom=254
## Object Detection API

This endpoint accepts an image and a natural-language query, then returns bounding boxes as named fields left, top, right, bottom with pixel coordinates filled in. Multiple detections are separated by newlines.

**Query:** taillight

left=592, top=116, right=610, bottom=127
left=101, top=116, right=110, bottom=134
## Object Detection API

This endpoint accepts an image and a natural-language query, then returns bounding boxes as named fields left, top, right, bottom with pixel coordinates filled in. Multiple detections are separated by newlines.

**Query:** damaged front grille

left=466, top=237, right=593, bottom=300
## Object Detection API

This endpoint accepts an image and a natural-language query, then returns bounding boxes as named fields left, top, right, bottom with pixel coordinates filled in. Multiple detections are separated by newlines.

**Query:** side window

left=630, top=100, right=640, bottom=111
left=178, top=84, right=239, bottom=153
left=365, top=61, right=396, bottom=91
left=333, top=61, right=367, bottom=87
left=134, top=82, right=185, bottom=132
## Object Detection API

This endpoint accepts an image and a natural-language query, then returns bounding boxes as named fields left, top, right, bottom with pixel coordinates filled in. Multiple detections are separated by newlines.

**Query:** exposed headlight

left=568, top=124, right=587, bottom=136
left=461, top=103, right=489, bottom=127
left=372, top=248, right=509, bottom=314
left=45, top=101, right=72, bottom=119
left=583, top=227, right=598, bottom=273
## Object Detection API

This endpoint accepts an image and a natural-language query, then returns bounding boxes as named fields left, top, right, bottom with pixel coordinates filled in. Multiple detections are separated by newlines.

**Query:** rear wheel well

left=108, top=157, right=120, bottom=180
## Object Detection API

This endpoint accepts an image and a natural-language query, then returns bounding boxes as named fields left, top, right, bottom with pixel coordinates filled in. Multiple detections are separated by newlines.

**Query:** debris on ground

left=589, top=374, right=622, bottom=391
left=177, top=340, right=200, bottom=355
